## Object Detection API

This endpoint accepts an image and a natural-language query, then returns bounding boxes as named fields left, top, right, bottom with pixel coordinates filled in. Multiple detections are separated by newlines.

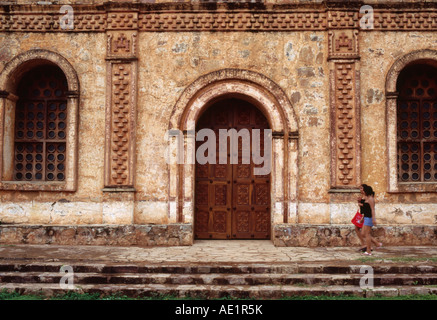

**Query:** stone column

left=287, top=133, right=298, bottom=224
left=167, top=129, right=184, bottom=224
left=386, top=92, right=399, bottom=193
left=65, top=91, right=80, bottom=191
left=102, top=10, right=139, bottom=224
left=181, top=129, right=196, bottom=224
left=272, top=131, right=284, bottom=225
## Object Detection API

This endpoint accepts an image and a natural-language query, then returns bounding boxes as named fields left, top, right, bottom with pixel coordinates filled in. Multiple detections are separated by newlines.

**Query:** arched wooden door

left=194, top=98, right=271, bottom=240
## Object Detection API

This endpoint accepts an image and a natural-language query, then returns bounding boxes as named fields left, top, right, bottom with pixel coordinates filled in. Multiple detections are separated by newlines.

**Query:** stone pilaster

left=104, top=11, right=138, bottom=189
left=328, top=25, right=361, bottom=190
left=102, top=10, right=139, bottom=224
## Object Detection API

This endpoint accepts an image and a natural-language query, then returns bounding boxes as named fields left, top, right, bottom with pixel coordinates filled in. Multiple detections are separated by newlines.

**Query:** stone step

left=1, top=282, right=436, bottom=299
left=2, top=271, right=437, bottom=286
left=1, top=262, right=436, bottom=274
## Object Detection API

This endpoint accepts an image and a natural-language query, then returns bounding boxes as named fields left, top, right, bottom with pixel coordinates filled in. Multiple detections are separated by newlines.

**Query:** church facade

left=0, top=0, right=436, bottom=246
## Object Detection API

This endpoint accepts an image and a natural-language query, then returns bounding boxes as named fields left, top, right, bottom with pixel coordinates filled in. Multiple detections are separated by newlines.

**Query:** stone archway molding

left=170, top=68, right=298, bottom=134
left=167, top=68, right=299, bottom=229
left=386, top=49, right=437, bottom=94
left=0, top=49, right=79, bottom=95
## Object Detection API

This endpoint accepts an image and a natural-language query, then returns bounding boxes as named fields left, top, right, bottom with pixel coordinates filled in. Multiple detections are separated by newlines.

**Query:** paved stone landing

left=0, top=240, right=436, bottom=264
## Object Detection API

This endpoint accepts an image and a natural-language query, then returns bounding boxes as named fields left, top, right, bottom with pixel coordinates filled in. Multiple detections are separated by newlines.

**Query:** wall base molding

left=0, top=223, right=436, bottom=247
left=0, top=224, right=193, bottom=246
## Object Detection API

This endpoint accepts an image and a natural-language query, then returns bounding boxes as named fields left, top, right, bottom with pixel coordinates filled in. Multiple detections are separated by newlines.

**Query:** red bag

left=351, top=210, right=363, bottom=228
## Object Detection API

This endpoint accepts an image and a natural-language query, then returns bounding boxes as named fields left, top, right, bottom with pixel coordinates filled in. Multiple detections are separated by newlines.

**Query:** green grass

left=0, top=290, right=132, bottom=300
left=0, top=290, right=43, bottom=300
left=355, top=256, right=437, bottom=263
left=279, top=293, right=437, bottom=300
left=1, top=289, right=436, bottom=300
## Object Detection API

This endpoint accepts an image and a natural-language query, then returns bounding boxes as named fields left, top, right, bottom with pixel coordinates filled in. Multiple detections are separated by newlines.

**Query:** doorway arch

left=168, top=69, right=299, bottom=235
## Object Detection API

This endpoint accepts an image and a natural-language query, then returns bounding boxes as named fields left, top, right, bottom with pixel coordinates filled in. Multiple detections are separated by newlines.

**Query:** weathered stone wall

left=0, top=30, right=331, bottom=226
left=0, top=1, right=436, bottom=246
left=359, top=31, right=437, bottom=225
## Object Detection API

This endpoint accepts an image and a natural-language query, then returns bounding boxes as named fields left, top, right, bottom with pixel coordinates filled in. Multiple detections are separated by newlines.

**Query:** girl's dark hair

left=362, top=184, right=375, bottom=196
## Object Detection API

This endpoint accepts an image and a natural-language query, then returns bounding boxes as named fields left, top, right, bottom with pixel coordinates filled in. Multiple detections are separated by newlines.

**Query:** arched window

left=14, top=65, right=68, bottom=182
left=397, top=64, right=437, bottom=183
left=0, top=50, right=79, bottom=192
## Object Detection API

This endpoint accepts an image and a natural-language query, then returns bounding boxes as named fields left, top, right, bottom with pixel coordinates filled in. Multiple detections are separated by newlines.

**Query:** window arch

left=0, top=50, right=79, bottom=191
left=386, top=50, right=437, bottom=193
left=396, top=64, right=437, bottom=183
left=14, top=65, right=68, bottom=182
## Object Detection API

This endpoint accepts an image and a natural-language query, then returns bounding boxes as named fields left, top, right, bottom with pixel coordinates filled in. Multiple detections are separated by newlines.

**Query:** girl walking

left=359, top=184, right=380, bottom=255
left=356, top=184, right=382, bottom=252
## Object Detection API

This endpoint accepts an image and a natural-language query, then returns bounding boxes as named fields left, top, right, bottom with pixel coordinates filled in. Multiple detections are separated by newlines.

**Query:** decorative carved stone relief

left=108, top=63, right=132, bottom=186
left=139, top=12, right=327, bottom=31
left=104, top=33, right=138, bottom=188
left=333, top=63, right=358, bottom=186
left=372, top=11, right=437, bottom=30
left=329, top=28, right=361, bottom=189
left=328, top=29, right=359, bottom=59
left=107, top=12, right=138, bottom=30
left=1, top=6, right=437, bottom=32
left=0, top=13, right=106, bottom=31
left=327, top=10, right=358, bottom=29
left=107, top=31, right=137, bottom=58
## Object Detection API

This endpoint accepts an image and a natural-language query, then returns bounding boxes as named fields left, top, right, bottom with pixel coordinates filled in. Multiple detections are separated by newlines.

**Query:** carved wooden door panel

left=232, top=102, right=271, bottom=239
left=195, top=99, right=271, bottom=240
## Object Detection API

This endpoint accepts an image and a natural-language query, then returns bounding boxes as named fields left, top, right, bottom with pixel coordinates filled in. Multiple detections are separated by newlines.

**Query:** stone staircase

left=1, top=260, right=437, bottom=299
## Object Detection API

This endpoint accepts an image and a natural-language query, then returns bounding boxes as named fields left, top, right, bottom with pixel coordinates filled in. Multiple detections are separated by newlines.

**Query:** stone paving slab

left=0, top=240, right=436, bottom=264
